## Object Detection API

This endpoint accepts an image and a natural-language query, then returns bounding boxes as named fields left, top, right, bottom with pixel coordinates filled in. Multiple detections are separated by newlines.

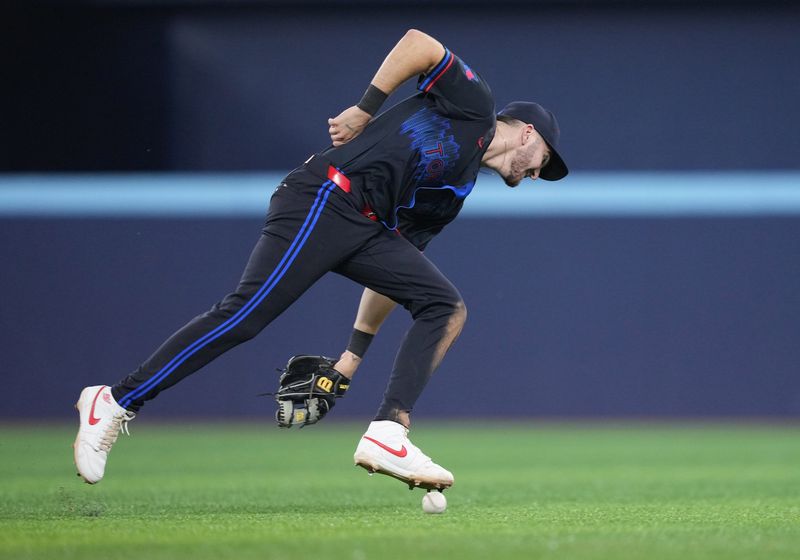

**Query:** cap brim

left=539, top=145, right=568, bottom=181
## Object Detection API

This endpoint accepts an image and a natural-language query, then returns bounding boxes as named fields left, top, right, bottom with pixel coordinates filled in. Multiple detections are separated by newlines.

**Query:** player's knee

left=415, top=295, right=466, bottom=324
left=408, top=282, right=465, bottom=324
left=449, top=298, right=467, bottom=333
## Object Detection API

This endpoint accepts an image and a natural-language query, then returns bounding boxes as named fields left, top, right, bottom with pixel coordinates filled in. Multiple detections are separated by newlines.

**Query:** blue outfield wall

left=2, top=173, right=799, bottom=419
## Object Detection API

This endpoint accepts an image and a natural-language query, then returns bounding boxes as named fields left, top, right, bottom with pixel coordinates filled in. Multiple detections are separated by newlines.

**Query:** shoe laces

left=98, top=410, right=136, bottom=452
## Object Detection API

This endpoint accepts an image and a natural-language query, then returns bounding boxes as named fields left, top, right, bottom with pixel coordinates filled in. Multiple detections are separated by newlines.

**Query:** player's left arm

left=271, top=289, right=396, bottom=428
left=328, top=29, right=446, bottom=146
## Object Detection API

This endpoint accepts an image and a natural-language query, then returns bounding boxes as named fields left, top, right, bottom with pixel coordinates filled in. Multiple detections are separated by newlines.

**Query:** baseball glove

left=273, top=355, right=350, bottom=428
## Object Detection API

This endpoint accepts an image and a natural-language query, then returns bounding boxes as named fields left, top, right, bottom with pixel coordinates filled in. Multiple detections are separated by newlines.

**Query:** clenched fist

left=328, top=106, right=372, bottom=146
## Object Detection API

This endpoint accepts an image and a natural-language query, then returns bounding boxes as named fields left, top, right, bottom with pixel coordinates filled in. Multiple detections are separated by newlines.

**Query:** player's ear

left=521, top=123, right=535, bottom=145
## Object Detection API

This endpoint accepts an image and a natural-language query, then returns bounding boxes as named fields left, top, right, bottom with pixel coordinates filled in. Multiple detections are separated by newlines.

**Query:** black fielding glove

left=273, top=355, right=349, bottom=428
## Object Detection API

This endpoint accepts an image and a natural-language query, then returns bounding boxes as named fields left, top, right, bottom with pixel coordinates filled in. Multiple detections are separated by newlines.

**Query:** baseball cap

left=497, top=101, right=568, bottom=181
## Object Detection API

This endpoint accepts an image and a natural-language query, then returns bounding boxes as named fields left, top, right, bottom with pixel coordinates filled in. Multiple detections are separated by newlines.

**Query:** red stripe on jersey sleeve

left=423, top=53, right=455, bottom=93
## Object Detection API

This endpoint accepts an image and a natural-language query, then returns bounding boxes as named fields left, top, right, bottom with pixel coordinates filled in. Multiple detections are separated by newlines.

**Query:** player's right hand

left=328, top=106, right=371, bottom=146
left=273, top=355, right=350, bottom=428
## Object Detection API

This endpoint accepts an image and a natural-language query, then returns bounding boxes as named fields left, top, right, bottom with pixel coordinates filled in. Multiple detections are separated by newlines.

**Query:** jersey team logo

left=463, top=63, right=478, bottom=82
left=400, top=107, right=461, bottom=186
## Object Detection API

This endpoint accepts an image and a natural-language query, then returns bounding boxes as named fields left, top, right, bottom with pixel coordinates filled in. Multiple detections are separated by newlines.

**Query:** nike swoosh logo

left=88, top=386, right=106, bottom=425
left=362, top=436, right=407, bottom=457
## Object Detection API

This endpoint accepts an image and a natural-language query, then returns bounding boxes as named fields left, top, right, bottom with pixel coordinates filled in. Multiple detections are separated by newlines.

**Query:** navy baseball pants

left=111, top=161, right=465, bottom=423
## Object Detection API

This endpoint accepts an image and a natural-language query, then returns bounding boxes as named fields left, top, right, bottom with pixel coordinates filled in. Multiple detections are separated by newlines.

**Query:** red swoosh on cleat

left=362, top=436, right=407, bottom=457
left=88, top=386, right=106, bottom=425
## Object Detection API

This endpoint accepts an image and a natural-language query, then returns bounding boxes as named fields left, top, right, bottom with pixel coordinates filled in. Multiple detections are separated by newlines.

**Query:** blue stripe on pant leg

left=119, top=181, right=336, bottom=409
left=120, top=181, right=335, bottom=407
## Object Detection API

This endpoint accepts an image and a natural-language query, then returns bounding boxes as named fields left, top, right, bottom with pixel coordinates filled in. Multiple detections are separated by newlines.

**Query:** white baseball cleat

left=353, top=420, right=454, bottom=490
left=73, top=385, right=136, bottom=484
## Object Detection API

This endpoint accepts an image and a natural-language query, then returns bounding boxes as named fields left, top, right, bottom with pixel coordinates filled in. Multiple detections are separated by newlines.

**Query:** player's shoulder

left=420, top=51, right=495, bottom=120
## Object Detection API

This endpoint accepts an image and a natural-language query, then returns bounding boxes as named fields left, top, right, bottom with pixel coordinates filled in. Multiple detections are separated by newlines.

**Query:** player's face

left=503, top=129, right=551, bottom=187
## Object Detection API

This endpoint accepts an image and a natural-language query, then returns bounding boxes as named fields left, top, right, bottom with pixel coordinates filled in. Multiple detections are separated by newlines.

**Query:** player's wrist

left=347, top=328, right=375, bottom=358
left=356, top=84, right=388, bottom=116
left=334, top=352, right=359, bottom=379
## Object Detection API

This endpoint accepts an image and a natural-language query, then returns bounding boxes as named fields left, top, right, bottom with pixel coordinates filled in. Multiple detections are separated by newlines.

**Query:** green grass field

left=1, top=421, right=798, bottom=560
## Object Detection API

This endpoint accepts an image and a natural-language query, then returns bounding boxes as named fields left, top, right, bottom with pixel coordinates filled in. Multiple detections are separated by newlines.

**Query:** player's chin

left=503, top=175, right=522, bottom=188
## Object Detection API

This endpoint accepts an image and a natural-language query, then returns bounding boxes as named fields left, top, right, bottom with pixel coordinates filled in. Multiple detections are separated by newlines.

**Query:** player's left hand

left=328, top=106, right=371, bottom=146
left=273, top=355, right=350, bottom=428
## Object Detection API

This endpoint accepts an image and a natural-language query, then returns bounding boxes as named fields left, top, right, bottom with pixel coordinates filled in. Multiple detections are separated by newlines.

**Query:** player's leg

left=111, top=182, right=347, bottom=411
left=74, top=179, right=363, bottom=483
left=334, top=231, right=465, bottom=489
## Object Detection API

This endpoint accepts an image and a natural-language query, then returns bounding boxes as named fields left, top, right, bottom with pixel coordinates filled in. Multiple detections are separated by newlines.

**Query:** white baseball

left=421, top=490, right=447, bottom=514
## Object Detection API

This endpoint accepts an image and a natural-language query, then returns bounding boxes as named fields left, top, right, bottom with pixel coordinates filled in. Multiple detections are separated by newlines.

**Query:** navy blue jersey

left=322, top=49, right=496, bottom=250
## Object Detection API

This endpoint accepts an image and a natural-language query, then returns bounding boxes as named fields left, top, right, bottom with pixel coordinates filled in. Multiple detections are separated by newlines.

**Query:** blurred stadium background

left=1, top=0, right=799, bottom=422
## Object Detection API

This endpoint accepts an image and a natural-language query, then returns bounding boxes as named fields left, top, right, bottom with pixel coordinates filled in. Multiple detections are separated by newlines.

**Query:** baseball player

left=74, top=29, right=568, bottom=490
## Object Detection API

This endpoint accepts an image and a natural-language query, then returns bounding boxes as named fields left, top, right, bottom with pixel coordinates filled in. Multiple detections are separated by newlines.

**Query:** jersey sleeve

left=417, top=49, right=495, bottom=120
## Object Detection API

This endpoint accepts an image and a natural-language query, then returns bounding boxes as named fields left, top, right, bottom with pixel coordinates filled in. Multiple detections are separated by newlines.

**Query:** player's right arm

left=333, top=288, right=397, bottom=377
left=328, top=29, right=446, bottom=146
